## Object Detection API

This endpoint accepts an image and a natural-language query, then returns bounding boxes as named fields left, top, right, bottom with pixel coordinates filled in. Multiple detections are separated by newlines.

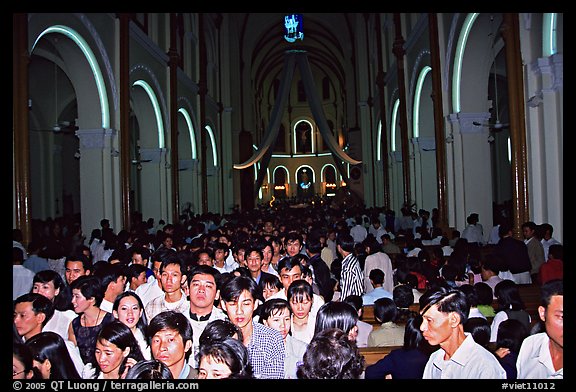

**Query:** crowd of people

left=13, top=203, right=563, bottom=380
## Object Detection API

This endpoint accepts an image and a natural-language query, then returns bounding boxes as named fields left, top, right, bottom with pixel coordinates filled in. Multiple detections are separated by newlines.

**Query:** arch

left=452, top=13, right=480, bottom=113
left=294, top=165, right=316, bottom=184
left=205, top=124, right=218, bottom=167
left=293, top=118, right=315, bottom=154
left=543, top=13, right=558, bottom=56
left=320, top=163, right=337, bottom=182
left=390, top=98, right=400, bottom=151
left=32, top=25, right=110, bottom=129
left=178, top=107, right=197, bottom=159
left=133, top=80, right=165, bottom=148
left=413, top=66, right=432, bottom=138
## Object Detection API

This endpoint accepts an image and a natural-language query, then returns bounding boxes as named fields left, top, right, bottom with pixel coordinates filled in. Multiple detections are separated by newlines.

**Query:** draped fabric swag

left=233, top=50, right=361, bottom=194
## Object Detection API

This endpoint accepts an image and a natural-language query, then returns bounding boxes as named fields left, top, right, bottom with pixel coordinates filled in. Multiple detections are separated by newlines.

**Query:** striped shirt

left=340, top=253, right=364, bottom=299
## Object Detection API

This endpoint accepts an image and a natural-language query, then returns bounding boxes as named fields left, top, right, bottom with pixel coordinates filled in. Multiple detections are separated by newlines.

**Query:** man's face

left=14, top=301, right=43, bottom=340
left=160, top=263, right=184, bottom=294
left=419, top=304, right=455, bottom=347
left=65, top=261, right=87, bottom=285
left=189, top=273, right=218, bottom=311
left=222, top=290, right=257, bottom=330
left=541, top=295, right=563, bottom=349
left=522, top=226, right=535, bottom=240
left=197, top=252, right=213, bottom=266
left=132, top=253, right=147, bottom=266
left=261, top=245, right=273, bottom=267
left=151, top=328, right=191, bottom=371
left=279, top=265, right=302, bottom=290
left=285, top=240, right=302, bottom=257
left=246, top=251, right=262, bottom=274
left=152, top=261, right=163, bottom=280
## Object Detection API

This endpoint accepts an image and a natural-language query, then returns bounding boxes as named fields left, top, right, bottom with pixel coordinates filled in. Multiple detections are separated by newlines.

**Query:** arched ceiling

left=229, top=13, right=358, bottom=102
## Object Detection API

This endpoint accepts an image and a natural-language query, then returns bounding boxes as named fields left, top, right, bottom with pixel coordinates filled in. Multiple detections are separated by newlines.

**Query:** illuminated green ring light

left=33, top=25, right=110, bottom=129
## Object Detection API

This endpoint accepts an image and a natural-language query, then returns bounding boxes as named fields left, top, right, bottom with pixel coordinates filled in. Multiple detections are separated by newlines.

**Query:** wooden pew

left=359, top=345, right=403, bottom=366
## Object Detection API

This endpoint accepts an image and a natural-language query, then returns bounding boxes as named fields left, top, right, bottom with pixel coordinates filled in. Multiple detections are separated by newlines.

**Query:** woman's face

left=95, top=338, right=128, bottom=376
left=114, top=295, right=143, bottom=330
left=71, top=289, right=94, bottom=314
left=264, top=307, right=291, bottom=340
left=262, top=283, right=280, bottom=300
left=198, top=355, right=232, bottom=379
left=32, top=281, right=59, bottom=301
left=289, top=295, right=313, bottom=320
left=13, top=354, right=32, bottom=379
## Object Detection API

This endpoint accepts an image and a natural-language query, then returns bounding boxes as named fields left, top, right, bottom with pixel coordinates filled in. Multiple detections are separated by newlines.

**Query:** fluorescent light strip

left=33, top=25, right=110, bottom=129
left=178, top=108, right=197, bottom=159
left=452, top=13, right=479, bottom=113
left=133, top=80, right=164, bottom=148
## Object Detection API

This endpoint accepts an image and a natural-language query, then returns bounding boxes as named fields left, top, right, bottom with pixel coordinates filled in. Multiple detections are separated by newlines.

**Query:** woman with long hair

left=26, top=331, right=81, bottom=379
left=112, top=291, right=151, bottom=359
left=85, top=320, right=145, bottom=379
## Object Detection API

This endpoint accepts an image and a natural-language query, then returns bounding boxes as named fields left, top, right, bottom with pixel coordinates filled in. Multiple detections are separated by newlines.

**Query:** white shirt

left=135, top=279, right=164, bottom=308
left=43, top=309, right=76, bottom=340
left=423, top=333, right=507, bottom=379
left=13, top=265, right=35, bottom=300
left=363, top=251, right=394, bottom=294
left=516, top=332, right=563, bottom=379
left=186, top=306, right=227, bottom=367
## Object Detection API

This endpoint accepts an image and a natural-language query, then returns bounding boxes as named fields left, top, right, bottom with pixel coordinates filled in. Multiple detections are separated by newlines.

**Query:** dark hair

left=277, top=255, right=303, bottom=275
left=148, top=311, right=193, bottom=360
left=69, top=275, right=104, bottom=307
left=540, top=279, right=563, bottom=307
left=25, top=331, right=80, bottom=379
left=547, top=244, right=563, bottom=260
left=220, top=275, right=259, bottom=303
left=287, top=279, right=314, bottom=304
left=403, top=314, right=427, bottom=351
left=112, top=291, right=149, bottom=339
left=336, top=233, right=355, bottom=253
left=420, top=286, right=469, bottom=325
left=95, top=320, right=145, bottom=377
left=297, top=328, right=365, bottom=379
left=393, top=284, right=414, bottom=308
left=125, top=359, right=173, bottom=379
left=259, top=298, right=292, bottom=323
left=373, top=297, right=398, bottom=323
left=65, top=253, right=92, bottom=272
left=463, top=317, right=491, bottom=348
left=13, top=342, right=34, bottom=377
left=258, top=273, right=282, bottom=293
left=198, top=337, right=254, bottom=379
left=474, top=282, right=494, bottom=306
left=199, top=319, right=243, bottom=350
left=343, top=295, right=363, bottom=313
left=496, top=319, right=529, bottom=353
left=32, top=270, right=71, bottom=311
left=368, top=269, right=385, bottom=286
left=187, top=264, right=221, bottom=287
left=494, top=280, right=525, bottom=312
left=14, top=293, right=54, bottom=328
left=314, top=301, right=358, bottom=336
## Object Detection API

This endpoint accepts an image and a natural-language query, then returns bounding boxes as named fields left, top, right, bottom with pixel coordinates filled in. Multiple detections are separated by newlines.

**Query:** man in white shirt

left=517, top=279, right=563, bottom=379
left=420, top=287, right=506, bottom=379
left=135, top=249, right=171, bottom=307
left=185, top=265, right=227, bottom=367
